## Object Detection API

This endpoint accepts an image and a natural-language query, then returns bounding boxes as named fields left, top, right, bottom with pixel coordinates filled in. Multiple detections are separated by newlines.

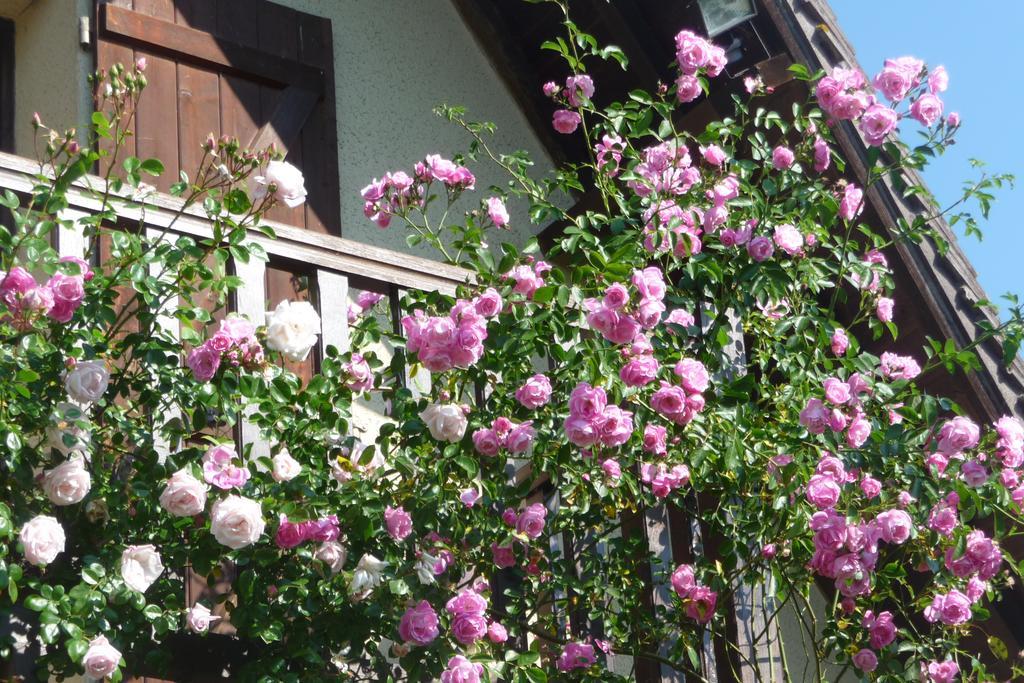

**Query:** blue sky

left=830, top=0, right=1023, bottom=313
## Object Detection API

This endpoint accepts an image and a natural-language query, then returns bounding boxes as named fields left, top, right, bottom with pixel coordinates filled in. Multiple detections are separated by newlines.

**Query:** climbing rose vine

left=0, top=3, right=1021, bottom=681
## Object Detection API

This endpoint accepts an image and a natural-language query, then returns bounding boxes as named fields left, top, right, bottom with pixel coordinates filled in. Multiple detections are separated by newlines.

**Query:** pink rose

left=674, top=30, right=710, bottom=74
left=601, top=458, right=622, bottom=483
left=643, top=424, right=668, bottom=455
left=873, top=509, right=913, bottom=544
left=603, top=282, right=629, bottom=310
left=515, top=503, right=547, bottom=539
left=651, top=381, right=688, bottom=421
left=702, top=144, right=727, bottom=166
left=505, top=421, right=535, bottom=454
left=923, top=590, right=972, bottom=625
left=860, top=104, right=899, bottom=146
left=553, top=109, right=581, bottom=134
left=159, top=469, right=208, bottom=517
left=673, top=358, right=709, bottom=394
left=771, top=146, right=795, bottom=170
left=344, top=354, right=374, bottom=392
left=772, top=223, right=803, bottom=256
left=675, top=74, right=702, bottom=103
left=472, top=428, right=501, bottom=457
left=187, top=343, right=221, bottom=382
left=823, top=377, right=851, bottom=405
left=441, top=655, right=484, bottom=683
left=516, top=374, right=552, bottom=408
left=831, top=328, right=849, bottom=355
left=929, top=501, right=958, bottom=540
left=922, top=660, right=959, bottom=683
left=863, top=610, right=897, bottom=648
left=684, top=585, right=718, bottom=624
left=568, top=382, right=606, bottom=419
left=542, top=81, right=559, bottom=97
left=46, top=273, right=85, bottom=323
left=910, top=93, right=943, bottom=127
left=596, top=405, right=634, bottom=447
left=947, top=111, right=960, bottom=127
left=620, top=355, right=660, bottom=387
left=486, top=197, right=510, bottom=228
left=960, top=459, right=988, bottom=487
left=670, top=563, right=696, bottom=598
left=564, top=415, right=599, bottom=448
left=936, top=416, right=979, bottom=455
left=860, top=475, right=881, bottom=499
left=275, top=515, right=307, bottom=549
left=813, top=136, right=831, bottom=172
left=557, top=642, right=597, bottom=671
left=451, top=613, right=488, bottom=645
left=928, top=65, right=949, bottom=94
left=487, top=621, right=508, bottom=643
left=805, top=474, right=841, bottom=509
left=847, top=413, right=872, bottom=448
left=839, top=184, right=864, bottom=221
left=398, top=600, right=439, bottom=646
left=202, top=445, right=250, bottom=490
left=747, top=236, right=774, bottom=262
left=852, top=649, right=877, bottom=672
left=565, top=74, right=594, bottom=107
left=876, top=297, right=894, bottom=323
left=492, top=543, right=515, bottom=568
left=799, top=398, right=830, bottom=434
left=385, top=505, right=413, bottom=541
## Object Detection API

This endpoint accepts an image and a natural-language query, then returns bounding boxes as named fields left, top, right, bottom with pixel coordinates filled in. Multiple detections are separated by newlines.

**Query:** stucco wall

left=272, top=0, right=556, bottom=259
left=9, top=0, right=92, bottom=158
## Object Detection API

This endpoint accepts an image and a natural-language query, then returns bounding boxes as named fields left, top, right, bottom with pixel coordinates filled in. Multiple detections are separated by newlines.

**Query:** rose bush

left=0, top=3, right=1022, bottom=681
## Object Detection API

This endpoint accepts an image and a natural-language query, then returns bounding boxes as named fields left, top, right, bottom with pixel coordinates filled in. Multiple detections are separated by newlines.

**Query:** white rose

left=265, top=300, right=321, bottom=362
left=255, top=160, right=307, bottom=208
left=348, top=553, right=387, bottom=600
left=159, top=469, right=208, bottom=517
left=20, top=515, right=65, bottom=566
left=120, top=544, right=164, bottom=593
left=82, top=634, right=121, bottom=679
left=45, top=402, right=90, bottom=456
left=42, top=456, right=91, bottom=506
left=210, top=495, right=265, bottom=549
left=186, top=603, right=220, bottom=633
left=271, top=449, right=302, bottom=482
left=415, top=551, right=438, bottom=585
left=419, top=403, right=468, bottom=442
left=315, top=540, right=348, bottom=574
left=64, top=360, right=110, bottom=404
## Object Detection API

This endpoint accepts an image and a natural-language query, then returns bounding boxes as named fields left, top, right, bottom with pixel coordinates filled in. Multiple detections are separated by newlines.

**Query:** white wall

left=9, top=0, right=92, bottom=158
left=272, top=0, right=556, bottom=259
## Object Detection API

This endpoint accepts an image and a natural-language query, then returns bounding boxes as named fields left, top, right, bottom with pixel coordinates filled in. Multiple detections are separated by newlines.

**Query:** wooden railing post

left=234, top=257, right=269, bottom=461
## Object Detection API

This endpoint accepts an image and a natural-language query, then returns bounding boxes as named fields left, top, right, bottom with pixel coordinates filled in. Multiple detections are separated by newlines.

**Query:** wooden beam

left=0, top=151, right=472, bottom=295
left=99, top=3, right=324, bottom=92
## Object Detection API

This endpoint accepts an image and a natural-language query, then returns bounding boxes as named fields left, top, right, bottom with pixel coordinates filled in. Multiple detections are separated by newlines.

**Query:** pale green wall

left=272, top=0, right=556, bottom=259
left=9, top=0, right=92, bottom=158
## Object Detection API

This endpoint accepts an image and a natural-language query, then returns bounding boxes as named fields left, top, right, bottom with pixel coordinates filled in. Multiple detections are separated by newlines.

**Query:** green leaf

left=989, top=635, right=1008, bottom=661
left=140, top=158, right=165, bottom=176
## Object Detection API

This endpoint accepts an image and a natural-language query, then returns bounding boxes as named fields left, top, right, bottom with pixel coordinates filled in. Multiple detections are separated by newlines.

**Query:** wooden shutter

left=95, top=0, right=339, bottom=235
